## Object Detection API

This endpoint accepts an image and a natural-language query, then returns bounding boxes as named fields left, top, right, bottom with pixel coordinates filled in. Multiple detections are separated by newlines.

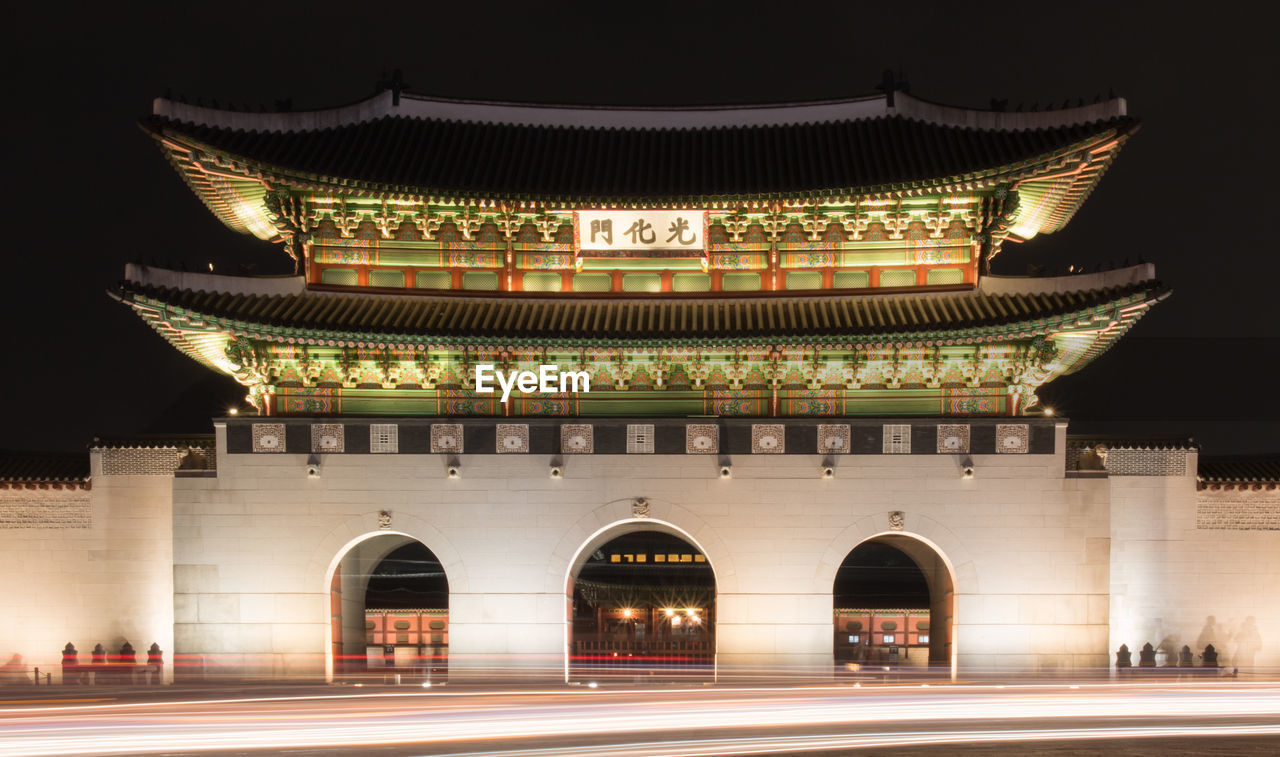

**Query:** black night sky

left=4, top=4, right=1277, bottom=455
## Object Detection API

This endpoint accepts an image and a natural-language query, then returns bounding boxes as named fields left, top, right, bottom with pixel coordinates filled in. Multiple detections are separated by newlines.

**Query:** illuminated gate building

left=3, top=83, right=1277, bottom=682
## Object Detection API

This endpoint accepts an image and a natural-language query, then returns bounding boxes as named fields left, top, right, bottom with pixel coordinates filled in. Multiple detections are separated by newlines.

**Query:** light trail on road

left=1, top=682, right=1278, bottom=756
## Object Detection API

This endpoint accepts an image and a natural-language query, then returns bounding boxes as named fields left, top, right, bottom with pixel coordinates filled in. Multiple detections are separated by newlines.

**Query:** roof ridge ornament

left=876, top=69, right=910, bottom=108
left=374, top=69, right=411, bottom=107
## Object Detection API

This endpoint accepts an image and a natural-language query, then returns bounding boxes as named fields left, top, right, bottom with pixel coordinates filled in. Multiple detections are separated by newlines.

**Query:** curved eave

left=150, top=134, right=278, bottom=239
left=141, top=113, right=1134, bottom=244
left=112, top=271, right=1167, bottom=386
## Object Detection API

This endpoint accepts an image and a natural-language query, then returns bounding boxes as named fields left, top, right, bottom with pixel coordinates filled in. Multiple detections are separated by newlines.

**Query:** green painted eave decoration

left=128, top=289, right=1153, bottom=356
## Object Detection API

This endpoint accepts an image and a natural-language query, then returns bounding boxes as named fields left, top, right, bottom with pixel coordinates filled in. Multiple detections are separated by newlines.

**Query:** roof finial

left=376, top=68, right=411, bottom=106
left=876, top=69, right=909, bottom=108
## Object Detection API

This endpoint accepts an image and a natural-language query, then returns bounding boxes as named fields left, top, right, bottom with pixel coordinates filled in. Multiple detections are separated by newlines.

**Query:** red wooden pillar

left=767, top=241, right=780, bottom=290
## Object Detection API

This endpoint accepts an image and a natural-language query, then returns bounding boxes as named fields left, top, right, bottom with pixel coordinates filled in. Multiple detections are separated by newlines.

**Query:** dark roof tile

left=0, top=451, right=90, bottom=483
left=1199, top=456, right=1280, bottom=484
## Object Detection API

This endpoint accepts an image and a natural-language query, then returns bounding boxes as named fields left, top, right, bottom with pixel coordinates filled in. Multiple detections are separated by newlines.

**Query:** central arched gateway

left=566, top=523, right=716, bottom=682
left=833, top=534, right=955, bottom=677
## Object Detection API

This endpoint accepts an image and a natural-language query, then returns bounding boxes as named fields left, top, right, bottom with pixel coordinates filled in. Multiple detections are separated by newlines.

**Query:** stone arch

left=543, top=497, right=737, bottom=595
left=816, top=512, right=976, bottom=593
left=309, top=512, right=468, bottom=595
left=311, top=512, right=467, bottom=681
left=819, top=512, right=973, bottom=680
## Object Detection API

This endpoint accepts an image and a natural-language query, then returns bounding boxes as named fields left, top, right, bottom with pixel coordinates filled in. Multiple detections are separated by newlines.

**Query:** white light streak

left=0, top=683, right=1279, bottom=756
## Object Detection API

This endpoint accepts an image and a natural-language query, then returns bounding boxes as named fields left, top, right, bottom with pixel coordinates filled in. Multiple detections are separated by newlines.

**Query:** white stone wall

left=0, top=455, right=174, bottom=683
left=170, top=421, right=1112, bottom=680
left=1110, top=460, right=1280, bottom=672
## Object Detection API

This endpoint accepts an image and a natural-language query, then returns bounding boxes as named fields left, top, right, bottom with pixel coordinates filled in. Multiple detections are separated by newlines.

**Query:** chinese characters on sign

left=577, top=210, right=706, bottom=251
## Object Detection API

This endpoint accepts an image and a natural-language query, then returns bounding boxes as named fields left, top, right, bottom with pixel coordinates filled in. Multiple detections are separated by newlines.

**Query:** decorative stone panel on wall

left=751, top=424, right=785, bottom=454
left=1196, top=497, right=1280, bottom=530
left=560, top=424, right=593, bottom=454
left=369, top=424, right=398, bottom=454
left=995, top=424, right=1029, bottom=454
left=430, top=424, right=463, bottom=454
left=937, top=425, right=970, bottom=454
left=252, top=424, right=286, bottom=453
left=627, top=424, right=654, bottom=454
left=686, top=424, right=719, bottom=454
left=882, top=425, right=911, bottom=454
left=221, top=418, right=1058, bottom=455
left=0, top=492, right=90, bottom=529
left=817, top=424, right=850, bottom=454
left=311, top=424, right=344, bottom=453
left=496, top=424, right=529, bottom=454
left=1105, top=449, right=1188, bottom=477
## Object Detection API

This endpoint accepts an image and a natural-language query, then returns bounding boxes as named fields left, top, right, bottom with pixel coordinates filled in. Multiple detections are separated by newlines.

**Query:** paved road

left=2, top=681, right=1279, bottom=755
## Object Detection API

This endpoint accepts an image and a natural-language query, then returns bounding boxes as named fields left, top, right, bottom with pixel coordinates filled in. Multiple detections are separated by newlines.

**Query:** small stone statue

left=1115, top=644, right=1132, bottom=668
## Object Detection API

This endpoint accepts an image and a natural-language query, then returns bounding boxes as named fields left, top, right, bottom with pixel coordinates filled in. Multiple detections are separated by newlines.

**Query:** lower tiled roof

left=1067, top=436, right=1198, bottom=451
left=0, top=450, right=90, bottom=485
left=115, top=278, right=1166, bottom=344
left=89, top=434, right=215, bottom=450
left=1198, top=456, right=1280, bottom=484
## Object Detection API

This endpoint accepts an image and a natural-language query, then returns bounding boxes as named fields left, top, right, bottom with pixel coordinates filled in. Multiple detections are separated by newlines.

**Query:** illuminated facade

left=1, top=85, right=1277, bottom=683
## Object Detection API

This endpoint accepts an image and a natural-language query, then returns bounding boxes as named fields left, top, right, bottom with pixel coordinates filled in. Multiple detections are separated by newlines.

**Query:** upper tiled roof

left=142, top=90, right=1135, bottom=204
left=0, top=450, right=90, bottom=485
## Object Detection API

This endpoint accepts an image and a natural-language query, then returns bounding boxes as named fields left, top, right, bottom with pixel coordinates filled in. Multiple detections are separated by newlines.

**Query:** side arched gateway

left=326, top=532, right=450, bottom=682
left=833, top=534, right=955, bottom=677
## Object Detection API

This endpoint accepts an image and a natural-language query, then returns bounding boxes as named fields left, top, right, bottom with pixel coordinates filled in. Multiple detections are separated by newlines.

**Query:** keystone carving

left=631, top=498, right=650, bottom=519
left=888, top=511, right=905, bottom=531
